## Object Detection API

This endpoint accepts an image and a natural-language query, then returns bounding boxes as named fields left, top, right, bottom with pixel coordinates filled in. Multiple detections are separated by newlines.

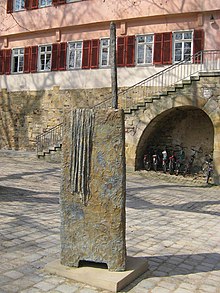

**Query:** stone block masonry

left=0, top=87, right=111, bottom=150
left=60, top=108, right=126, bottom=271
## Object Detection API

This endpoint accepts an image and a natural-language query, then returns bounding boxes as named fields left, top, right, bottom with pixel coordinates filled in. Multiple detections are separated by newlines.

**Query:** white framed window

left=136, top=34, right=154, bottom=65
left=173, top=31, right=193, bottom=62
left=39, top=0, right=52, bottom=7
left=100, top=38, right=110, bottom=67
left=12, top=48, right=24, bottom=73
left=14, top=0, right=25, bottom=11
left=67, top=41, right=82, bottom=69
left=38, top=45, right=52, bottom=71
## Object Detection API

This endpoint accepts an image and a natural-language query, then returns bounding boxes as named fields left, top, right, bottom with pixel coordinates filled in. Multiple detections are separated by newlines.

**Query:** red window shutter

left=90, top=39, right=100, bottom=69
left=193, top=29, right=204, bottom=63
left=25, top=0, right=30, bottom=9
left=26, top=0, right=39, bottom=10
left=51, top=43, right=59, bottom=71
left=126, top=35, right=135, bottom=67
left=30, top=46, right=38, bottom=73
left=82, top=40, right=91, bottom=69
left=117, top=37, right=126, bottom=67
left=162, top=32, right=172, bottom=65
left=32, top=0, right=39, bottom=9
left=24, top=47, right=31, bottom=73
left=59, top=42, right=67, bottom=71
left=7, top=0, right=13, bottom=13
left=153, top=33, right=163, bottom=65
left=52, top=0, right=66, bottom=5
left=0, top=50, right=4, bottom=75
left=4, top=49, right=11, bottom=75
left=193, top=29, right=204, bottom=54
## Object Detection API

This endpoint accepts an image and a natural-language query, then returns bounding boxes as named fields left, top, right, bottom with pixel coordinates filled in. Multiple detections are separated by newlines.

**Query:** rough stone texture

left=0, top=87, right=111, bottom=150
left=60, top=108, right=126, bottom=271
left=1, top=73, right=220, bottom=183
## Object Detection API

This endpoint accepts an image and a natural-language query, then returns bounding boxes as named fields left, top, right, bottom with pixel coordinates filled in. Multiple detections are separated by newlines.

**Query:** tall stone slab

left=60, top=108, right=126, bottom=271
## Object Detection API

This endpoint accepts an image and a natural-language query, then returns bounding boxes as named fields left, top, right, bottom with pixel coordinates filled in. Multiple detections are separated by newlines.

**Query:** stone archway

left=135, top=106, right=214, bottom=171
left=124, top=73, right=220, bottom=184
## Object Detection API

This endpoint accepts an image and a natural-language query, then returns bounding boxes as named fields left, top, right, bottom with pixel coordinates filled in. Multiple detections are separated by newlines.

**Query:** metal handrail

left=118, top=50, right=220, bottom=109
left=36, top=50, right=220, bottom=156
left=36, top=123, right=63, bottom=155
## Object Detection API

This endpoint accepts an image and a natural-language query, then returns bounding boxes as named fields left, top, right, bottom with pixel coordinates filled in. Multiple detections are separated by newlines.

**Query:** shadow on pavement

left=0, top=185, right=59, bottom=204
left=123, top=252, right=220, bottom=291
left=0, top=167, right=61, bottom=182
left=126, top=192, right=220, bottom=217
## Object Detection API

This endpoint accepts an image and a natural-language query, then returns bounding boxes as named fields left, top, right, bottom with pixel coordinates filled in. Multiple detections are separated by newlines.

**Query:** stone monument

left=60, top=108, right=126, bottom=271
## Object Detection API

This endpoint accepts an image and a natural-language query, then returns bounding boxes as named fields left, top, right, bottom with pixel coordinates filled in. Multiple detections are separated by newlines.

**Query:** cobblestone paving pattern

left=0, top=151, right=220, bottom=293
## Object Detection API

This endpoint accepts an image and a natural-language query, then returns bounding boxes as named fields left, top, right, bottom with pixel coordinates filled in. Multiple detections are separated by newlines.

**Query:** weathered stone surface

left=0, top=87, right=111, bottom=150
left=60, top=108, right=126, bottom=271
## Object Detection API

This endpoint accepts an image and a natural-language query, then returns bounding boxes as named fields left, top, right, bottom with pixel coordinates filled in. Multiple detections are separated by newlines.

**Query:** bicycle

left=168, top=151, right=176, bottom=175
left=143, top=153, right=151, bottom=171
left=161, top=149, right=168, bottom=173
left=152, top=150, right=160, bottom=172
left=183, top=147, right=202, bottom=176
left=202, top=155, right=213, bottom=184
left=174, top=145, right=186, bottom=176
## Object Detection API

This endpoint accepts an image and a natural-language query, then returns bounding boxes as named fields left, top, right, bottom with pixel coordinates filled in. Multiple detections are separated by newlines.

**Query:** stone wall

left=1, top=73, right=220, bottom=182
left=125, top=73, right=220, bottom=183
left=0, top=87, right=111, bottom=150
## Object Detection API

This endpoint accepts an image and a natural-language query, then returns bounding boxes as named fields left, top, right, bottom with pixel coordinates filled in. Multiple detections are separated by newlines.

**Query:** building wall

left=125, top=73, right=220, bottom=183
left=0, top=86, right=110, bottom=150
left=0, top=1, right=219, bottom=92
left=1, top=0, right=220, bottom=39
left=0, top=1, right=220, bottom=183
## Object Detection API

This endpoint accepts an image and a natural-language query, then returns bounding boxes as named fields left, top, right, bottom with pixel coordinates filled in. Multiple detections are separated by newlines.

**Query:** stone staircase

left=123, top=75, right=201, bottom=114
left=36, top=50, right=220, bottom=159
left=36, top=123, right=63, bottom=159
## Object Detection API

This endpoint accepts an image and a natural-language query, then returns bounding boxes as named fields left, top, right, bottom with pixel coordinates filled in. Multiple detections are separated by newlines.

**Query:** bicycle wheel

left=206, top=170, right=211, bottom=184
left=153, top=163, right=157, bottom=172
left=202, top=163, right=209, bottom=177
left=169, top=161, right=174, bottom=175
left=175, top=162, right=180, bottom=176
left=162, top=162, right=167, bottom=173
left=144, top=161, right=151, bottom=171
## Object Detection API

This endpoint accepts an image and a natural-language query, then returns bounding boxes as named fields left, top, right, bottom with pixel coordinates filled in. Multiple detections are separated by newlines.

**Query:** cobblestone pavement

left=0, top=151, right=220, bottom=293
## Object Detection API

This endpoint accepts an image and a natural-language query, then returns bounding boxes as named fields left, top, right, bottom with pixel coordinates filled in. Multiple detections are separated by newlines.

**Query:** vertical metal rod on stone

left=110, top=22, right=118, bottom=109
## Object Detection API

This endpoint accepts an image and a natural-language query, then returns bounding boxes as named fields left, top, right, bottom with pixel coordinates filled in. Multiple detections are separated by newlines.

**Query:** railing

left=36, top=123, right=63, bottom=155
left=91, top=50, right=220, bottom=110
left=36, top=50, right=220, bottom=156
left=118, top=50, right=220, bottom=109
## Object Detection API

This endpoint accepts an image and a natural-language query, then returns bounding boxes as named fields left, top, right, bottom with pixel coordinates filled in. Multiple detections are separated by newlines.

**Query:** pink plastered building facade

left=0, top=0, right=219, bottom=91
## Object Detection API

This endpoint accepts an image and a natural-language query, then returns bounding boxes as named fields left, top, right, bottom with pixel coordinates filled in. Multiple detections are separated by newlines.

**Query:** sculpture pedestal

left=45, top=256, right=148, bottom=292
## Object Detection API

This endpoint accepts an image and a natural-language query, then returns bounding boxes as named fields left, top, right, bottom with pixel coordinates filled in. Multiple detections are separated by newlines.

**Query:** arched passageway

left=135, top=106, right=214, bottom=171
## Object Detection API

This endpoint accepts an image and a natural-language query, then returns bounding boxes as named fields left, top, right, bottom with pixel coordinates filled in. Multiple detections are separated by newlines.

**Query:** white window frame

left=38, top=44, right=52, bottom=72
left=173, top=30, right=193, bottom=63
left=14, top=0, right=25, bottom=11
left=11, top=48, right=24, bottom=74
left=67, top=41, right=83, bottom=70
left=39, top=0, right=52, bottom=7
left=99, top=38, right=110, bottom=68
left=136, top=34, right=154, bottom=66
